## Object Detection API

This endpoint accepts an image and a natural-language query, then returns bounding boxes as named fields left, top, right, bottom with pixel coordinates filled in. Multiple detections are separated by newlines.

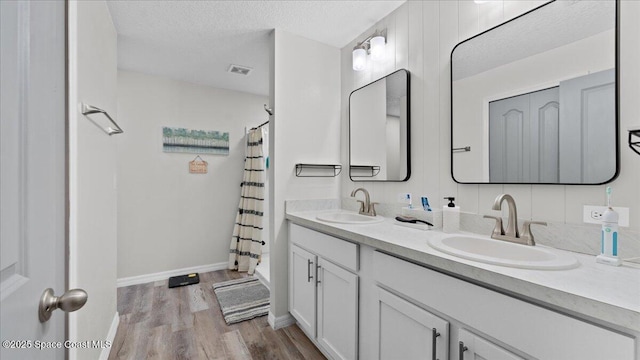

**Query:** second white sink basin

left=428, top=235, right=579, bottom=270
left=316, top=211, right=385, bottom=224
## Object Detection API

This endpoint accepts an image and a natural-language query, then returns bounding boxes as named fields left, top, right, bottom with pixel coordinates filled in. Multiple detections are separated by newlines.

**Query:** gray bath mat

left=212, top=277, right=270, bottom=325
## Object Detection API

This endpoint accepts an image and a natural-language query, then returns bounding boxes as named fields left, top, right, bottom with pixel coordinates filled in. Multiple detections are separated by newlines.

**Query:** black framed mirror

left=349, top=69, right=410, bottom=181
left=451, top=0, right=618, bottom=184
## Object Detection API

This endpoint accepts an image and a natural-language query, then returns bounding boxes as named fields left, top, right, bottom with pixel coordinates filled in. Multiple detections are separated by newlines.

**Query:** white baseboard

left=117, top=262, right=228, bottom=287
left=267, top=311, right=295, bottom=330
left=254, top=269, right=270, bottom=290
left=99, top=312, right=120, bottom=360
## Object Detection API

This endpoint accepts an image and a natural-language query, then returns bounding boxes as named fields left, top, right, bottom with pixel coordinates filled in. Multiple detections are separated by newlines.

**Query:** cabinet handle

left=458, top=341, right=468, bottom=360
left=307, top=259, right=313, bottom=282
left=316, top=264, right=321, bottom=285
left=431, top=328, right=441, bottom=360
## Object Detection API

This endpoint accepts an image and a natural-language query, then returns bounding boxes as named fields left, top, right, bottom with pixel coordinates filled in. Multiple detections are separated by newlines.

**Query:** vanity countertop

left=286, top=209, right=640, bottom=333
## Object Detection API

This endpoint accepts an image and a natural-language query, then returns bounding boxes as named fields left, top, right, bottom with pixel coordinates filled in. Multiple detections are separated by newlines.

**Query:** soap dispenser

left=443, top=197, right=460, bottom=233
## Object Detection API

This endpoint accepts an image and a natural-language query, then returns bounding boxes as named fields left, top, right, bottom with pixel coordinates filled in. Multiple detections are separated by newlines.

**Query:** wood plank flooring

left=109, top=270, right=325, bottom=360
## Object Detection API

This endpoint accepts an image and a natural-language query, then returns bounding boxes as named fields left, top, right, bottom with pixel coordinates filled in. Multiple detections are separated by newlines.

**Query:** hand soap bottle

left=442, top=197, right=460, bottom=233
left=596, top=187, right=622, bottom=266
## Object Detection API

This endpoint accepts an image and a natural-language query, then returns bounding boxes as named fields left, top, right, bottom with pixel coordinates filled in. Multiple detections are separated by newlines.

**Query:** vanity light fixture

left=352, top=30, right=387, bottom=71
left=474, top=0, right=490, bottom=4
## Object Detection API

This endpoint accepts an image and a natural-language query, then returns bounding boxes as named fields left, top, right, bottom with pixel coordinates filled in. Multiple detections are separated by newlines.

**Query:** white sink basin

left=316, top=211, right=385, bottom=224
left=428, top=235, right=579, bottom=270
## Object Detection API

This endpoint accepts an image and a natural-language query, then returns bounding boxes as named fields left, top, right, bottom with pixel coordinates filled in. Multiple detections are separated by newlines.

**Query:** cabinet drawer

left=373, top=251, right=635, bottom=360
left=289, top=223, right=358, bottom=272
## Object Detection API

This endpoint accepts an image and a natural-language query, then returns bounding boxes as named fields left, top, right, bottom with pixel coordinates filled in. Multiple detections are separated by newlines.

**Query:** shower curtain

left=228, top=128, right=264, bottom=274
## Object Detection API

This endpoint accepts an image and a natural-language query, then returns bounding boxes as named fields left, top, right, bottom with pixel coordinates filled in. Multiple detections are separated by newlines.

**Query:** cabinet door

left=458, top=329, right=524, bottom=360
left=317, top=257, right=358, bottom=360
left=289, top=244, right=317, bottom=338
left=375, top=287, right=449, bottom=360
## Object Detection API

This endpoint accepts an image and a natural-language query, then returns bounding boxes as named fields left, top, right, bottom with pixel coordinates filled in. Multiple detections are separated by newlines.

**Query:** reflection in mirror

left=350, top=69, right=410, bottom=181
left=451, top=0, right=618, bottom=184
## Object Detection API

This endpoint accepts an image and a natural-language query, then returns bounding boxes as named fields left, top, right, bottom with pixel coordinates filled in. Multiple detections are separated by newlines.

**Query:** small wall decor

left=189, top=155, right=208, bottom=174
left=163, top=127, right=229, bottom=155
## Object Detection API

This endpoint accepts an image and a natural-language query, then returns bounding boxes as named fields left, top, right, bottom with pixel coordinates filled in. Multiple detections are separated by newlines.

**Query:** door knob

left=39, top=288, right=88, bottom=322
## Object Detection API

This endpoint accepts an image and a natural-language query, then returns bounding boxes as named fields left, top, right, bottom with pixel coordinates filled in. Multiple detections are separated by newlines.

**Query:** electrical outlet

left=583, top=205, right=630, bottom=227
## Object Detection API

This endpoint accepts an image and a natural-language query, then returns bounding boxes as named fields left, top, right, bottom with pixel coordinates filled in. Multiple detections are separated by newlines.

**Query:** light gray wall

left=270, top=29, right=341, bottom=321
left=68, top=1, right=118, bottom=359
left=341, top=1, right=639, bottom=234
left=116, top=70, right=268, bottom=279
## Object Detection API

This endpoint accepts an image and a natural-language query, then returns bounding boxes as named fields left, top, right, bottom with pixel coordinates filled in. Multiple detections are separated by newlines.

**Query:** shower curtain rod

left=249, top=104, right=272, bottom=130
left=251, top=120, right=269, bottom=130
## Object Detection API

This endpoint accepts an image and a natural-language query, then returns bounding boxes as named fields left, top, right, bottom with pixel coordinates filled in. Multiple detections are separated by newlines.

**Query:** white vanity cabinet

left=289, top=244, right=317, bottom=337
left=288, top=223, right=358, bottom=360
left=372, top=250, right=636, bottom=360
left=458, top=329, right=524, bottom=360
left=374, top=286, right=449, bottom=360
left=317, top=257, right=358, bottom=360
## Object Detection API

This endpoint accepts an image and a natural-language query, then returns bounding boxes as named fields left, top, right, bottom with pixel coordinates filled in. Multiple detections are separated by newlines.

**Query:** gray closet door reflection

left=559, top=69, right=615, bottom=184
left=532, top=89, right=560, bottom=183
left=489, top=87, right=559, bottom=183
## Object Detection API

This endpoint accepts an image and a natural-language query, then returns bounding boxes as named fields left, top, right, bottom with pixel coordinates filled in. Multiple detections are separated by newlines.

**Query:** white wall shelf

left=295, top=164, right=342, bottom=177
left=349, top=165, right=381, bottom=177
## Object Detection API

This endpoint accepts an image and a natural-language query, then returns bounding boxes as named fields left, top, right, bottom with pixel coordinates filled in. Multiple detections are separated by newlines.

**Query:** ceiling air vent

left=227, top=64, right=253, bottom=76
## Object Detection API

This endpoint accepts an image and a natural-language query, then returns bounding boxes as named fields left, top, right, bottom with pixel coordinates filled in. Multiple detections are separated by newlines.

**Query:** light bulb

left=370, top=36, right=386, bottom=61
left=352, top=47, right=367, bottom=71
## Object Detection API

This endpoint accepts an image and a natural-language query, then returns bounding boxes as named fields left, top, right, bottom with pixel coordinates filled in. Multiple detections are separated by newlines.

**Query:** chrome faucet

left=350, top=187, right=378, bottom=216
left=484, top=194, right=547, bottom=246
left=495, top=194, right=519, bottom=238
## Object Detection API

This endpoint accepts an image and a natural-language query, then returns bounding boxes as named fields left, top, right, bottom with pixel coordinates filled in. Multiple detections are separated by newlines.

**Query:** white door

left=317, top=257, right=358, bottom=360
left=374, top=287, right=449, bottom=360
left=1, top=1, right=72, bottom=359
left=289, top=244, right=317, bottom=337
left=458, top=329, right=524, bottom=360
left=67, top=3, right=119, bottom=357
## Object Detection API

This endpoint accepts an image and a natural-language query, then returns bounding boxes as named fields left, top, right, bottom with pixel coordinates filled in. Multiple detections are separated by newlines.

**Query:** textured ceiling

left=106, top=1, right=405, bottom=96
left=452, top=0, right=615, bottom=81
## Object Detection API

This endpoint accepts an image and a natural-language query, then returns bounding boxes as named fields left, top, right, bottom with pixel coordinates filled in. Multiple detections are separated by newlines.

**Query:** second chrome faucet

left=484, top=194, right=547, bottom=246
left=350, top=187, right=378, bottom=216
